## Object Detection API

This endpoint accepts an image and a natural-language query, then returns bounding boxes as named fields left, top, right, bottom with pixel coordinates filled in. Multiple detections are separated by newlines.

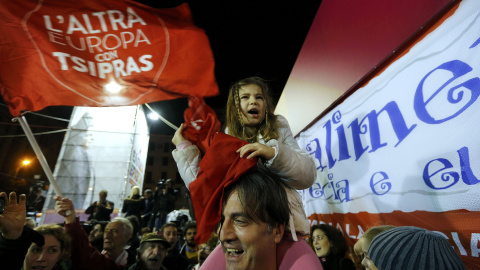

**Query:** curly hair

left=183, top=221, right=197, bottom=234
left=225, top=76, right=279, bottom=142
left=310, top=224, right=348, bottom=257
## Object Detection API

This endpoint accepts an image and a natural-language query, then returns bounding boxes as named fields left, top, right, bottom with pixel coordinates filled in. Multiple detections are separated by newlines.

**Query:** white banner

left=296, top=0, right=480, bottom=267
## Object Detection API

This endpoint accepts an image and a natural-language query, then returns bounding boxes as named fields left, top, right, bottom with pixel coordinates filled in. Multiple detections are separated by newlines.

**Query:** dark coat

left=86, top=199, right=115, bottom=221
left=122, top=195, right=145, bottom=221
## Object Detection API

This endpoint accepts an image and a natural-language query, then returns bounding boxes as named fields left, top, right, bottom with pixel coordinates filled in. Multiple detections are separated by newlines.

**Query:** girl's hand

left=0, top=192, right=26, bottom=240
left=236, top=143, right=275, bottom=160
left=172, top=123, right=188, bottom=146
left=54, top=196, right=76, bottom=224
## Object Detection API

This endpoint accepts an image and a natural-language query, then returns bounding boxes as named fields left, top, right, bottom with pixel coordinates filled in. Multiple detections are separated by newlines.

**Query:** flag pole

left=15, top=115, right=63, bottom=197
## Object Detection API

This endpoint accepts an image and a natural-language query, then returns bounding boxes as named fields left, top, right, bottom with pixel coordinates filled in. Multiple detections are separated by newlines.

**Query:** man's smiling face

left=219, top=190, right=282, bottom=270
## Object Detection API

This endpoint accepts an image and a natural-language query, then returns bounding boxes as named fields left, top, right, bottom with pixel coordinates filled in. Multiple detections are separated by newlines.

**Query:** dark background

left=141, top=0, right=322, bottom=134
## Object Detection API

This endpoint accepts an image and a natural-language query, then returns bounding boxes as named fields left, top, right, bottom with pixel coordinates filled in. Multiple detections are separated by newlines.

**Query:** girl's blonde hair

left=225, top=77, right=279, bottom=142
left=35, top=224, right=72, bottom=262
left=129, top=186, right=140, bottom=198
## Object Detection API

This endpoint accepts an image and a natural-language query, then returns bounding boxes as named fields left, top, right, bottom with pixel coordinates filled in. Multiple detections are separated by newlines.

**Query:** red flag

left=0, top=0, right=218, bottom=116
left=189, top=132, right=258, bottom=245
left=182, top=96, right=221, bottom=155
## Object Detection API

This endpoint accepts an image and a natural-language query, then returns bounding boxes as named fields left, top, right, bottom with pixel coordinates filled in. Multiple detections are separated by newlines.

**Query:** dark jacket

left=319, top=253, right=356, bottom=270
left=163, top=248, right=189, bottom=270
left=122, top=195, right=145, bottom=221
left=153, top=191, right=175, bottom=216
left=86, top=199, right=114, bottom=221
left=127, top=262, right=168, bottom=270
left=65, top=219, right=135, bottom=269
left=0, top=226, right=44, bottom=270
left=141, top=197, right=155, bottom=227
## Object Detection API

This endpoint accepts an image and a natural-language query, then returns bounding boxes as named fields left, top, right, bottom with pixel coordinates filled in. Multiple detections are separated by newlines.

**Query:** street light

left=15, top=159, right=31, bottom=178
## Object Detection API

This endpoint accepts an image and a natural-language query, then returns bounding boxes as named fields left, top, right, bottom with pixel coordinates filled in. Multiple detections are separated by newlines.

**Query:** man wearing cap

left=128, top=233, right=170, bottom=270
left=368, top=226, right=466, bottom=270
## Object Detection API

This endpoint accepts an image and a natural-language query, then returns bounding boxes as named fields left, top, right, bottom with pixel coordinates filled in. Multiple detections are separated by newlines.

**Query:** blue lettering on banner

left=423, top=146, right=480, bottom=189
left=414, top=60, right=480, bottom=124
left=303, top=43, right=480, bottom=202
left=423, top=157, right=460, bottom=190
left=307, top=173, right=351, bottom=202
left=306, top=138, right=327, bottom=172
left=370, top=171, right=391, bottom=195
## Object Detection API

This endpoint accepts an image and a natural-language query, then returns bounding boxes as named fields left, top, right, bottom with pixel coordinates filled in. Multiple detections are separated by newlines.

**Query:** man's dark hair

left=222, top=169, right=290, bottom=229
left=91, top=220, right=108, bottom=232
left=183, top=221, right=197, bottom=233
left=161, top=222, right=178, bottom=233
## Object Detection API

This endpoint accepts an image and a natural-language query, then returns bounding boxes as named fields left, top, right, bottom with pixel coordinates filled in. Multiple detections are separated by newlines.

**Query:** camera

left=0, top=197, right=5, bottom=214
left=157, top=179, right=166, bottom=189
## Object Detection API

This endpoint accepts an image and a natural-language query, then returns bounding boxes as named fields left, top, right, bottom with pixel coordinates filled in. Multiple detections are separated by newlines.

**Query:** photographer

left=150, top=179, right=175, bottom=231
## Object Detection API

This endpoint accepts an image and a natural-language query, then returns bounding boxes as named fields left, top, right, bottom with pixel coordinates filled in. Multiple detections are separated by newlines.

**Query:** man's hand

left=236, top=143, right=275, bottom=160
left=172, top=123, right=188, bottom=146
left=54, top=196, right=76, bottom=224
left=0, top=192, right=26, bottom=239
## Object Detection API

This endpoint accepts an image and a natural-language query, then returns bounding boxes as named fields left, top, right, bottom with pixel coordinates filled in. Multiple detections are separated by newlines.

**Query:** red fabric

left=182, top=96, right=221, bottom=155
left=0, top=0, right=218, bottom=116
left=189, top=132, right=258, bottom=245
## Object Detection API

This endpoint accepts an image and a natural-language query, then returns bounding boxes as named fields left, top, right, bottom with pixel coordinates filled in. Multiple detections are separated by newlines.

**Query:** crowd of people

left=0, top=77, right=468, bottom=270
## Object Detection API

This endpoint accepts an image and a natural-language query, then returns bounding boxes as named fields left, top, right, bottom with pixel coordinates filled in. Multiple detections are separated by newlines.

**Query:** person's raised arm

left=54, top=196, right=77, bottom=224
left=0, top=191, right=26, bottom=239
left=172, top=123, right=201, bottom=188
left=172, top=123, right=189, bottom=146
left=0, top=192, right=44, bottom=270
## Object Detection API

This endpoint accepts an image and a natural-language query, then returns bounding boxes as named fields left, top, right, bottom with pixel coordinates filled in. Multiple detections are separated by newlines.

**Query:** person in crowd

left=165, top=179, right=177, bottom=198
left=128, top=232, right=170, bottom=270
left=88, top=220, right=108, bottom=252
left=126, top=215, right=141, bottom=255
left=179, top=221, right=198, bottom=265
left=122, top=186, right=145, bottom=222
left=142, top=189, right=155, bottom=228
left=161, top=222, right=189, bottom=270
left=55, top=196, right=136, bottom=269
left=218, top=169, right=321, bottom=269
left=0, top=191, right=72, bottom=270
left=172, top=76, right=318, bottom=269
left=188, top=233, right=219, bottom=270
left=368, top=226, right=466, bottom=270
left=309, top=224, right=355, bottom=270
left=25, top=184, right=46, bottom=216
left=24, top=217, right=37, bottom=228
left=85, top=189, right=114, bottom=221
left=353, top=225, right=395, bottom=270
left=151, top=180, right=176, bottom=231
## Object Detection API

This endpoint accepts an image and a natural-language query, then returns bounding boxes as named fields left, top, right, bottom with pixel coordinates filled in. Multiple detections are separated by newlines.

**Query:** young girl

left=172, top=76, right=319, bottom=269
